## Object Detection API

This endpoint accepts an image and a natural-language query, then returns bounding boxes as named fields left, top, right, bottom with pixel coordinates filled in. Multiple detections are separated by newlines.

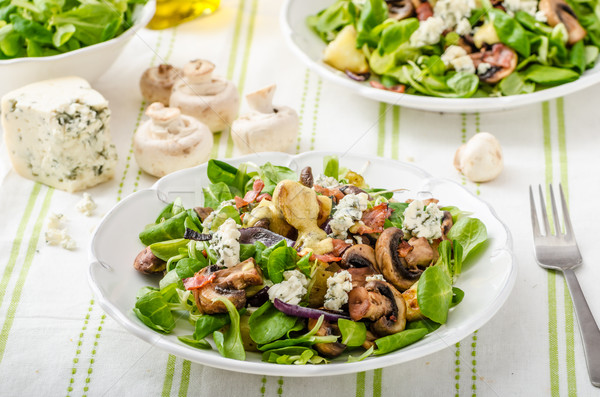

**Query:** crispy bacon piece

left=356, top=203, right=393, bottom=234
left=398, top=240, right=413, bottom=257
left=313, top=185, right=345, bottom=203
left=235, top=179, right=265, bottom=208
left=256, top=192, right=272, bottom=202
left=331, top=238, right=351, bottom=257
left=311, top=254, right=343, bottom=263
left=415, top=2, right=433, bottom=20
left=183, top=273, right=216, bottom=291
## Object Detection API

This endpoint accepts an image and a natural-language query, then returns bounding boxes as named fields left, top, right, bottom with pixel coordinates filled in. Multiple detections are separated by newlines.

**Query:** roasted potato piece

left=323, top=25, right=369, bottom=74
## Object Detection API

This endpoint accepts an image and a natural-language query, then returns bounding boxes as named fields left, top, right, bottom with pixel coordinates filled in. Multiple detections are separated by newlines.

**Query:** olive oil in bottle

left=147, top=0, right=220, bottom=30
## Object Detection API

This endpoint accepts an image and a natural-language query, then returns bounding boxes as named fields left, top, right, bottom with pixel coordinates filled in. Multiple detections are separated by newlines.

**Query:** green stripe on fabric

left=161, top=355, right=177, bottom=397
left=82, top=314, right=106, bottom=396
left=471, top=331, right=478, bottom=396
left=211, top=131, right=222, bottom=160
left=455, top=342, right=461, bottom=397
left=556, top=98, right=577, bottom=397
left=0, top=187, right=54, bottom=364
left=226, top=0, right=246, bottom=80
left=225, top=0, right=260, bottom=158
left=67, top=301, right=95, bottom=395
left=460, top=113, right=467, bottom=186
left=355, top=372, right=366, bottom=397
left=377, top=103, right=386, bottom=157
left=278, top=377, right=284, bottom=395
left=296, top=69, right=311, bottom=153
left=542, top=101, right=560, bottom=397
left=178, top=360, right=191, bottom=397
left=391, top=106, right=400, bottom=160
left=260, top=376, right=267, bottom=396
left=309, top=78, right=323, bottom=151
left=0, top=183, right=41, bottom=311
left=373, top=368, right=382, bottom=397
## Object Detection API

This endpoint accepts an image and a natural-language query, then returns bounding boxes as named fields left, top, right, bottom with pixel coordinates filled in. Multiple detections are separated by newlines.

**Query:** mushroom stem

left=183, top=59, right=216, bottom=84
left=246, top=84, right=276, bottom=113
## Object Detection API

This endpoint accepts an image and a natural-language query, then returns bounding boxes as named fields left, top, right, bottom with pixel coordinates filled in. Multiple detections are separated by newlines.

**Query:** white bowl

left=281, top=0, right=600, bottom=113
left=88, top=151, right=516, bottom=377
left=0, top=0, right=156, bottom=95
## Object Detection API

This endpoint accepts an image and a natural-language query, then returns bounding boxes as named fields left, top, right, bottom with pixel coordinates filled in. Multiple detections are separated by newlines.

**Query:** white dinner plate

left=88, top=151, right=516, bottom=377
left=281, top=0, right=600, bottom=113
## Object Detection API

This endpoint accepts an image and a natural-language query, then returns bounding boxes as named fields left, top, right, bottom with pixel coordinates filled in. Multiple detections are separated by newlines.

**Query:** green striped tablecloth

left=0, top=0, right=599, bottom=396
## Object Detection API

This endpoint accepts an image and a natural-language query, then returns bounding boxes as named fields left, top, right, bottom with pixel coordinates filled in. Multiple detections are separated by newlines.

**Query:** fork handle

left=563, top=269, right=600, bottom=387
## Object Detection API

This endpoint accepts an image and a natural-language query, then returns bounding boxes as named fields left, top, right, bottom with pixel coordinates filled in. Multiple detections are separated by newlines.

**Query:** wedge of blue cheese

left=1, top=77, right=118, bottom=192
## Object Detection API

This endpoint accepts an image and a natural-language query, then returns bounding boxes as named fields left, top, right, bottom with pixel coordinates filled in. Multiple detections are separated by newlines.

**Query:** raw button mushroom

left=231, top=84, right=299, bottom=154
left=139, top=64, right=182, bottom=106
left=133, top=102, right=213, bottom=178
left=170, top=59, right=239, bottom=132
left=454, top=132, right=504, bottom=183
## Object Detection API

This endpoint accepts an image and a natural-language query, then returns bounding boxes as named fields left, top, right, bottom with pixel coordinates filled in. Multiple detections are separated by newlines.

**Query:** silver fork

left=529, top=184, right=600, bottom=387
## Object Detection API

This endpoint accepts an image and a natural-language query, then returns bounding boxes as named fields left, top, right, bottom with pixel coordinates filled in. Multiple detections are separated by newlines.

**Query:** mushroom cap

left=170, top=63, right=239, bottom=132
left=454, top=132, right=503, bottom=183
left=133, top=104, right=213, bottom=178
left=139, top=64, right=182, bottom=106
left=375, top=227, right=424, bottom=291
left=133, top=246, right=166, bottom=274
left=341, top=244, right=377, bottom=269
left=540, top=0, right=586, bottom=44
left=369, top=280, right=407, bottom=336
left=231, top=106, right=299, bottom=154
left=307, top=317, right=346, bottom=358
left=388, top=0, right=414, bottom=20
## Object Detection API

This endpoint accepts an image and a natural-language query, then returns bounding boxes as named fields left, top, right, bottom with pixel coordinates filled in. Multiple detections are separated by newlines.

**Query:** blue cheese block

left=1, top=77, right=118, bottom=192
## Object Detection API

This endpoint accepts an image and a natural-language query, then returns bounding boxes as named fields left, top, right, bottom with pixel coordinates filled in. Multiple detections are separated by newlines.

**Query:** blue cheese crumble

left=45, top=213, right=76, bottom=250
left=402, top=200, right=444, bottom=240
left=76, top=193, right=96, bottom=216
left=209, top=218, right=240, bottom=268
left=314, top=174, right=340, bottom=188
left=328, top=193, right=369, bottom=240
left=268, top=270, right=308, bottom=305
left=441, top=45, right=476, bottom=74
left=365, top=274, right=385, bottom=282
left=324, top=270, right=353, bottom=311
left=410, top=16, right=445, bottom=47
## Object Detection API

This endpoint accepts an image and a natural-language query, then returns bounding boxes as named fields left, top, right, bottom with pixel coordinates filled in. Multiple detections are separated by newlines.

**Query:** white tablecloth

left=1, top=1, right=599, bottom=396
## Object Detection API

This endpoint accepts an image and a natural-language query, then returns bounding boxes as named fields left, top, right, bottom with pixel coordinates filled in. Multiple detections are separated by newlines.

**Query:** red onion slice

left=273, top=299, right=350, bottom=322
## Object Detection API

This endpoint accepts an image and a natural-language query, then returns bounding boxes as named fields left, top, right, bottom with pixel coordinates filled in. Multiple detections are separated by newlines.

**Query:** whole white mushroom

left=231, top=84, right=299, bottom=154
left=134, top=103, right=213, bottom=178
left=454, top=132, right=503, bottom=182
left=170, top=59, right=239, bottom=132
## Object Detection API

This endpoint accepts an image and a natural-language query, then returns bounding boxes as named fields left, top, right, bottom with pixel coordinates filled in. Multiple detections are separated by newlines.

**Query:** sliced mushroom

left=339, top=185, right=371, bottom=199
left=231, top=84, right=299, bottom=154
left=133, top=246, right=166, bottom=274
left=348, top=280, right=407, bottom=336
left=441, top=210, right=453, bottom=237
left=170, top=59, right=239, bottom=132
left=192, top=258, right=263, bottom=314
left=307, top=318, right=346, bottom=358
left=133, top=102, right=213, bottom=177
left=539, top=0, right=586, bottom=44
left=403, top=237, right=435, bottom=268
left=362, top=330, right=378, bottom=350
left=140, top=64, right=181, bottom=106
left=299, top=166, right=314, bottom=188
left=470, top=44, right=517, bottom=84
left=346, top=267, right=377, bottom=288
left=402, top=282, right=423, bottom=321
left=375, top=227, right=423, bottom=291
left=388, top=0, right=414, bottom=20
left=193, top=207, right=214, bottom=222
left=341, top=244, right=377, bottom=269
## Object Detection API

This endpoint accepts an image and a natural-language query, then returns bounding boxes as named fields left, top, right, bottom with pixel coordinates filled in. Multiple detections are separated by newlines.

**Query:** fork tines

left=529, top=183, right=573, bottom=238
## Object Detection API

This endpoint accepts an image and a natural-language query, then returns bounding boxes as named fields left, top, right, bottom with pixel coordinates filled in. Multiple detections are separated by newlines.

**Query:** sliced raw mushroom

left=170, top=59, right=239, bottom=132
left=231, top=84, right=299, bottom=154
left=341, top=244, right=377, bottom=269
left=348, top=279, right=407, bottom=336
left=375, top=227, right=423, bottom=291
left=470, top=44, right=517, bottom=84
left=133, top=102, right=213, bottom=177
left=307, top=318, right=346, bottom=358
left=387, top=0, right=414, bottom=20
left=539, top=0, right=586, bottom=44
left=133, top=246, right=166, bottom=274
left=139, top=64, right=181, bottom=106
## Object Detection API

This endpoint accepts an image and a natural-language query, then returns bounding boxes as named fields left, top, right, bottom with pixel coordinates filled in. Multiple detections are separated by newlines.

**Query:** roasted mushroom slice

left=470, top=43, right=517, bottom=84
left=299, top=166, right=314, bottom=188
left=375, top=227, right=424, bottom=291
left=387, top=0, right=414, bottom=20
left=341, top=244, right=377, bottom=269
left=441, top=211, right=453, bottom=236
left=403, top=237, right=435, bottom=268
left=346, top=267, right=377, bottom=288
left=402, top=282, right=423, bottom=321
left=193, top=207, right=214, bottom=222
left=215, top=258, right=263, bottom=289
left=539, top=0, right=586, bottom=45
left=307, top=318, right=346, bottom=358
left=196, top=284, right=247, bottom=314
left=133, top=246, right=166, bottom=274
left=348, top=280, right=407, bottom=336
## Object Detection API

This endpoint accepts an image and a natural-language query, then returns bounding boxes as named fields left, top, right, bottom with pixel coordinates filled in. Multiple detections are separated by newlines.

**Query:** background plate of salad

left=88, top=152, right=516, bottom=376
left=281, top=0, right=600, bottom=112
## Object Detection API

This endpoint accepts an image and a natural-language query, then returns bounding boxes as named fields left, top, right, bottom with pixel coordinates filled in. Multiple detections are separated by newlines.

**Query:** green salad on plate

left=132, top=157, right=488, bottom=364
left=308, top=0, right=600, bottom=98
